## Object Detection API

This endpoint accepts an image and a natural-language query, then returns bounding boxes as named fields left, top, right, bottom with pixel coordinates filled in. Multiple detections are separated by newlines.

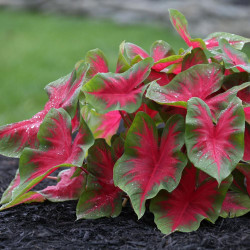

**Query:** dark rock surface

left=0, top=154, right=250, bottom=249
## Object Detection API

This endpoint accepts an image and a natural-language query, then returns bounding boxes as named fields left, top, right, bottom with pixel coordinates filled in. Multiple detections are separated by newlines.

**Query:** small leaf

left=114, top=112, right=187, bottom=218
left=82, top=58, right=154, bottom=114
left=116, top=41, right=131, bottom=73
left=124, top=42, right=149, bottom=60
left=181, top=48, right=208, bottom=71
left=185, top=97, right=245, bottom=184
left=150, top=166, right=232, bottom=235
left=81, top=105, right=121, bottom=143
left=150, top=40, right=175, bottom=62
left=76, top=139, right=123, bottom=219
left=39, top=167, right=86, bottom=202
left=85, top=49, right=109, bottom=80
left=205, top=32, right=250, bottom=50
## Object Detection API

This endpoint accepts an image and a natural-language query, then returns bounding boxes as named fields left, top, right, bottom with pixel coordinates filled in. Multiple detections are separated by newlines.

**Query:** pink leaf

left=186, top=97, right=245, bottom=184
left=40, top=167, right=86, bottom=201
left=114, top=112, right=187, bottom=218
left=82, top=58, right=154, bottom=114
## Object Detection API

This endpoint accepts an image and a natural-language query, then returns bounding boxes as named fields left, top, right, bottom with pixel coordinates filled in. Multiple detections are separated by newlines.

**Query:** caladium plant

left=0, top=9, right=249, bottom=235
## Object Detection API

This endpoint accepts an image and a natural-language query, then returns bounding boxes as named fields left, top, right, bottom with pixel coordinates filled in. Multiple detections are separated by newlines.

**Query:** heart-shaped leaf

left=82, top=58, right=154, bottom=114
left=185, top=97, right=245, bottom=184
left=150, top=165, right=232, bottom=235
left=114, top=112, right=187, bottom=218
left=0, top=62, right=89, bottom=157
left=146, top=63, right=223, bottom=108
left=76, top=138, right=123, bottom=219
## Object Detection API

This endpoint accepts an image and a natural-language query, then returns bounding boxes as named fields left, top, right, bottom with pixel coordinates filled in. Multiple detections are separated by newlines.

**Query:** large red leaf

left=146, top=63, right=223, bottom=108
left=76, top=138, right=123, bottom=219
left=40, top=167, right=86, bottom=202
left=185, top=97, right=245, bottom=184
left=169, top=9, right=205, bottom=49
left=205, top=32, right=250, bottom=50
left=150, top=166, right=232, bottom=235
left=0, top=62, right=89, bottom=157
left=114, top=112, right=187, bottom=218
left=82, top=58, right=154, bottom=114
left=0, top=108, right=94, bottom=210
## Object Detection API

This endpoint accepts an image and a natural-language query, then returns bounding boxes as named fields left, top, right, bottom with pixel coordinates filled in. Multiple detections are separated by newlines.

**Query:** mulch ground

left=0, top=154, right=250, bottom=250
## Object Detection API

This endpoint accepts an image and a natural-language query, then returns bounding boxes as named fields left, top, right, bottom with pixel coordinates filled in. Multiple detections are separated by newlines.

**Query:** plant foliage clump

left=0, top=9, right=250, bottom=235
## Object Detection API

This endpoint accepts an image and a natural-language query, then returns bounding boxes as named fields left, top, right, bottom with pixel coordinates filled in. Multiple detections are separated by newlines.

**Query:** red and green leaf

left=169, top=9, right=206, bottom=49
left=85, top=49, right=109, bottom=80
left=0, top=62, right=89, bottom=157
left=124, top=42, right=149, bottom=60
left=114, top=112, right=187, bottom=218
left=39, top=167, right=86, bottom=202
left=220, top=168, right=250, bottom=218
left=82, top=58, right=154, bottom=114
left=81, top=105, right=121, bottom=143
left=146, top=63, right=223, bottom=108
left=116, top=41, right=131, bottom=73
left=150, top=40, right=175, bottom=62
left=205, top=32, right=250, bottom=50
left=185, top=97, right=245, bottom=184
left=150, top=166, right=232, bottom=234
left=0, top=108, right=94, bottom=209
left=76, top=139, right=123, bottom=219
left=181, top=48, right=208, bottom=71
left=219, top=39, right=250, bottom=72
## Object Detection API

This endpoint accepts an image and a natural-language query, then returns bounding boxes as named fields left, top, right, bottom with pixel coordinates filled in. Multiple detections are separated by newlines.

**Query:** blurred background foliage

left=0, top=7, right=249, bottom=125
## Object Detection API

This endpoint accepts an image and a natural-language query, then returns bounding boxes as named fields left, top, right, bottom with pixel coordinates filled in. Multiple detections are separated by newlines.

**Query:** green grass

left=0, top=9, right=249, bottom=126
left=0, top=9, right=186, bottom=126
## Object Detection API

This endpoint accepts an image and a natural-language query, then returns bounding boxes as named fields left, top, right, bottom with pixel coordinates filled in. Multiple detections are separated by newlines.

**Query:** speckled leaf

left=76, top=139, right=123, bottom=219
left=205, top=32, right=250, bottom=50
left=0, top=62, right=89, bottom=157
left=114, top=112, right=187, bottom=218
left=2, top=108, right=94, bottom=208
left=150, top=166, right=232, bottom=235
left=185, top=97, right=245, bottom=184
left=169, top=9, right=205, bottom=49
left=146, top=63, right=223, bottom=108
left=82, top=58, right=154, bottom=114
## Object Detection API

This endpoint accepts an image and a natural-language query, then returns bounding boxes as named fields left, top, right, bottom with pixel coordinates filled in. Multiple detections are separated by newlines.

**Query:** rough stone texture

left=0, top=0, right=250, bottom=37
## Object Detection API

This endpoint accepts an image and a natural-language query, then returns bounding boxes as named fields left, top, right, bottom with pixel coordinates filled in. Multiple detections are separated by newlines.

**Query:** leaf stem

left=81, top=167, right=89, bottom=174
left=47, top=176, right=58, bottom=180
left=122, top=197, right=128, bottom=207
